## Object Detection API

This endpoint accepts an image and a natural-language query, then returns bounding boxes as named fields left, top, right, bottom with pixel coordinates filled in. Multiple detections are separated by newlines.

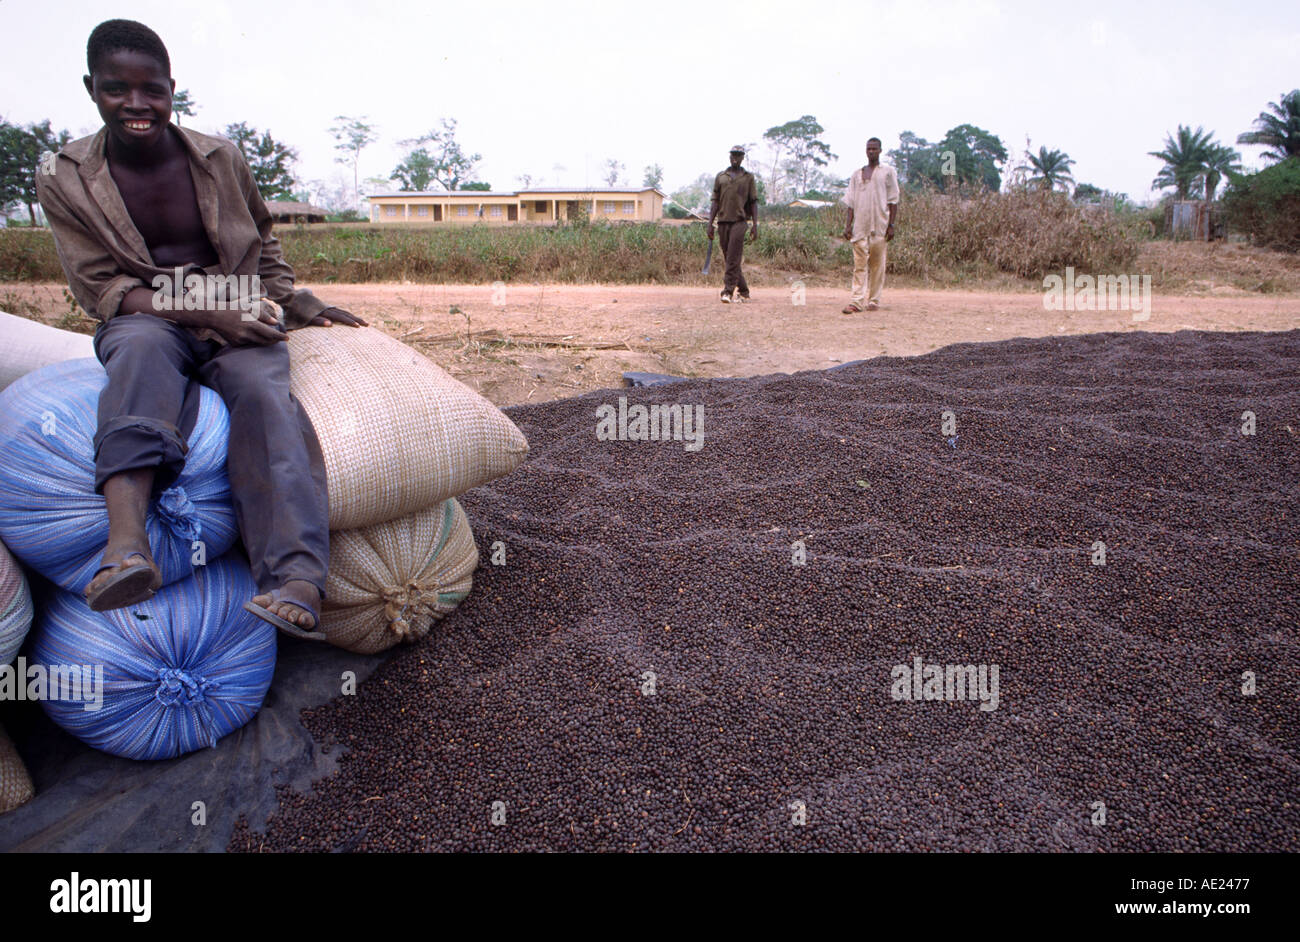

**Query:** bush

left=1222, top=159, right=1300, bottom=252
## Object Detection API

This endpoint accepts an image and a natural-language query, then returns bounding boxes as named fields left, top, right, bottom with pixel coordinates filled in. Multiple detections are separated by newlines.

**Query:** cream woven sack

left=0, top=311, right=95, bottom=393
left=321, top=498, right=478, bottom=653
left=0, top=724, right=34, bottom=814
left=287, top=327, right=528, bottom=530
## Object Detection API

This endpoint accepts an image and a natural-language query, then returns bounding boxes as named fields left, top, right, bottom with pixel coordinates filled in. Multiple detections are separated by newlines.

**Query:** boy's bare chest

left=109, top=154, right=217, bottom=268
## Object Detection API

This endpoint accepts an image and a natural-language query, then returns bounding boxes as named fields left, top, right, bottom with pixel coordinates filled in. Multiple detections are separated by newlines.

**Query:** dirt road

left=309, top=283, right=1300, bottom=406
left=5, top=281, right=1298, bottom=407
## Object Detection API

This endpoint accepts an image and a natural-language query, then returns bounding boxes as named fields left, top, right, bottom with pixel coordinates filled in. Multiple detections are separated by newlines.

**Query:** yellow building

left=367, top=187, right=665, bottom=224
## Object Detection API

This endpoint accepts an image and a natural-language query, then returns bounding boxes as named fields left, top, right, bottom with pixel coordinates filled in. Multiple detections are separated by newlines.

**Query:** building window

left=457, top=205, right=468, bottom=216
left=603, top=202, right=616, bottom=213
left=489, top=205, right=503, bottom=217
left=384, top=205, right=398, bottom=216
left=622, top=201, right=634, bottom=214
left=535, top=201, right=547, bottom=212
left=417, top=205, right=428, bottom=216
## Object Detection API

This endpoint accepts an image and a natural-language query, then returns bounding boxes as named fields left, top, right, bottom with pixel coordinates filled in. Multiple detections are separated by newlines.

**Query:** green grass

left=1, top=190, right=1144, bottom=288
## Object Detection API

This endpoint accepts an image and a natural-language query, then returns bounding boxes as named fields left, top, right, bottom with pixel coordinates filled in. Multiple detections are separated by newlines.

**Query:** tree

left=172, top=89, right=197, bottom=126
left=643, top=163, right=664, bottom=189
left=0, top=119, right=71, bottom=224
left=224, top=122, right=298, bottom=201
left=1222, top=158, right=1300, bottom=251
left=1149, top=125, right=1216, bottom=200
left=516, top=173, right=535, bottom=188
left=935, top=124, right=1007, bottom=191
left=1026, top=146, right=1076, bottom=191
left=603, top=158, right=625, bottom=186
left=762, top=116, right=836, bottom=203
left=459, top=181, right=491, bottom=191
left=391, top=149, right=437, bottom=191
left=888, top=125, right=1006, bottom=192
left=402, top=119, right=481, bottom=190
left=669, top=172, right=715, bottom=216
left=888, top=131, right=938, bottom=188
left=1072, top=182, right=1104, bottom=203
left=799, top=170, right=847, bottom=201
left=330, top=115, right=377, bottom=208
left=1237, top=90, right=1300, bottom=164
left=1203, top=143, right=1242, bottom=202
left=0, top=121, right=28, bottom=216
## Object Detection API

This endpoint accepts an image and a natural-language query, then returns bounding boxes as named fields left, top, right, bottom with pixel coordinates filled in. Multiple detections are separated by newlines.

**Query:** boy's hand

left=305, top=306, right=368, bottom=328
left=206, top=300, right=286, bottom=346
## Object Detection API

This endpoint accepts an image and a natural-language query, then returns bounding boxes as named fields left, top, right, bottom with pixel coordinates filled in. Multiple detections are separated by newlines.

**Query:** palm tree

left=1026, top=146, right=1076, bottom=191
left=1202, top=143, right=1241, bottom=201
left=1150, top=125, right=1215, bottom=199
left=1236, top=90, right=1300, bottom=163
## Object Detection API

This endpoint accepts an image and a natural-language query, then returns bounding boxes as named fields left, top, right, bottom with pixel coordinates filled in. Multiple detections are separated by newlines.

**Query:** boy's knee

left=202, top=343, right=290, bottom=402
left=96, top=313, right=192, bottom=367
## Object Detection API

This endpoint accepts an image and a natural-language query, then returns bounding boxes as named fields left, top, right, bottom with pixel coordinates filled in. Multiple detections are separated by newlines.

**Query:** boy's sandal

left=84, top=552, right=161, bottom=612
left=243, top=590, right=327, bottom=642
left=842, top=303, right=863, bottom=314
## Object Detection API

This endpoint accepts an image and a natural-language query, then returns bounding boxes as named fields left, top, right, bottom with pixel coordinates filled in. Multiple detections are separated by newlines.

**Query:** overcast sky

left=2, top=0, right=1296, bottom=204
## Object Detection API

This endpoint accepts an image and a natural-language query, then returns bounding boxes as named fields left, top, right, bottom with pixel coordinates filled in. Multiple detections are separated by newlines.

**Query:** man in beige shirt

left=840, top=137, right=899, bottom=313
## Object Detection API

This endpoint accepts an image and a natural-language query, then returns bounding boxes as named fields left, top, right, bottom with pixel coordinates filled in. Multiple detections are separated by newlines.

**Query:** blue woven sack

left=29, top=554, right=276, bottom=760
left=0, top=358, right=237, bottom=593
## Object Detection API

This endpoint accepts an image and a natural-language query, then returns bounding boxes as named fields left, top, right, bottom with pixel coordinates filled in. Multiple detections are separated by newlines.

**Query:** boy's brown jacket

left=35, top=124, right=329, bottom=343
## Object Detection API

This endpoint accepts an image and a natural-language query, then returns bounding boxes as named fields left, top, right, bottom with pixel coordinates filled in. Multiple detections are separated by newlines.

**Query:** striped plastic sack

left=0, top=358, right=237, bottom=594
left=286, top=327, right=529, bottom=530
left=0, top=538, right=32, bottom=667
left=28, top=554, right=275, bottom=761
left=322, top=499, right=478, bottom=653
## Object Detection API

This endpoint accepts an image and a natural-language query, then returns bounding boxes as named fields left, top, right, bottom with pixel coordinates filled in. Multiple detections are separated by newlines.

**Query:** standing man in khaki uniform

left=841, top=137, right=899, bottom=313
left=708, top=145, right=759, bottom=303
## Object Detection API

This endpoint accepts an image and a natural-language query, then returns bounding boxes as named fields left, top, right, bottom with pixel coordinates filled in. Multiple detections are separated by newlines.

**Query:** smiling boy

left=36, top=19, right=366, bottom=639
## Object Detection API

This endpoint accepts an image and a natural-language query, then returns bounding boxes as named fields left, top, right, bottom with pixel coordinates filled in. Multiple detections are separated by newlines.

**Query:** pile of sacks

left=0, top=311, right=527, bottom=775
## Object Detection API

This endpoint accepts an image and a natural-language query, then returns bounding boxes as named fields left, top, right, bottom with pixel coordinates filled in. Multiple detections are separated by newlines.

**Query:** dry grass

left=1135, top=240, right=1300, bottom=294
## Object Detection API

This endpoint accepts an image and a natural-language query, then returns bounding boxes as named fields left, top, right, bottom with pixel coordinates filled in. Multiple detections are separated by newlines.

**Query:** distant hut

left=265, top=201, right=328, bottom=224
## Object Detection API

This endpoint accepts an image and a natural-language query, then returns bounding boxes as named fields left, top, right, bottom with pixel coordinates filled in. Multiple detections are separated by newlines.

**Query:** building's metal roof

left=369, top=187, right=667, bottom=199
left=518, top=187, right=665, bottom=196
left=369, top=191, right=518, bottom=199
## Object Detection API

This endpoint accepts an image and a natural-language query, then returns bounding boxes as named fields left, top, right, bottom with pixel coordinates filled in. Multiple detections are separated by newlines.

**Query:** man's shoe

left=736, top=294, right=751, bottom=303
left=720, top=291, right=731, bottom=303
left=866, top=301, right=879, bottom=311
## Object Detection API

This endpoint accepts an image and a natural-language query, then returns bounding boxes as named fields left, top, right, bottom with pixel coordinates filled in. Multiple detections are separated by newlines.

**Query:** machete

left=702, top=236, right=714, bottom=275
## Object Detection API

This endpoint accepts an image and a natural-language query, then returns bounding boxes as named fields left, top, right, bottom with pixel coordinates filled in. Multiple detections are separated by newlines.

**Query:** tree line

left=2, top=89, right=1298, bottom=227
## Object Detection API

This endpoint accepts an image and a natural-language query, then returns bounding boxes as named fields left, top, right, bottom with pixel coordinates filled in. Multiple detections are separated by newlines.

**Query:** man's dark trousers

left=718, top=221, right=750, bottom=299
left=92, top=313, right=329, bottom=598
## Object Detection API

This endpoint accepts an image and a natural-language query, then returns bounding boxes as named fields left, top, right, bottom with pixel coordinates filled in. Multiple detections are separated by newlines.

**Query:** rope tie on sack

left=154, top=667, right=218, bottom=706
left=156, top=486, right=203, bottom=542
left=381, top=580, right=441, bottom=640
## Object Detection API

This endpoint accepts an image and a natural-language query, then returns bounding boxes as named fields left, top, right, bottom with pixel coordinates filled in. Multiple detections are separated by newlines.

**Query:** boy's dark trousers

left=717, top=221, right=750, bottom=299
left=92, top=313, right=329, bottom=598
